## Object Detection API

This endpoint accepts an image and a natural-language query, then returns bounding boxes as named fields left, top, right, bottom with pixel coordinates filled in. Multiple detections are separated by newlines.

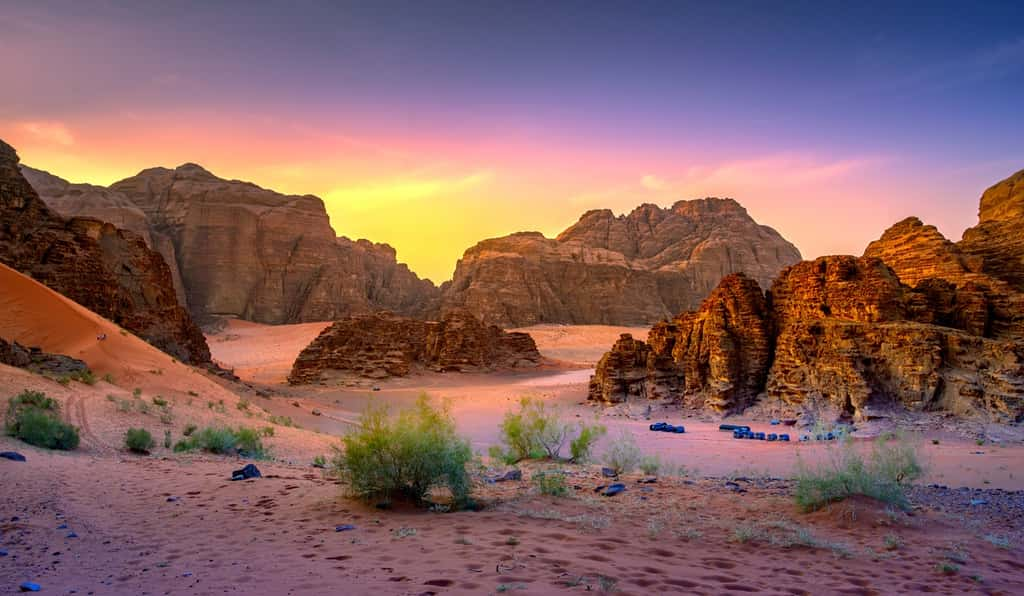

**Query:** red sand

left=2, top=276, right=1022, bottom=594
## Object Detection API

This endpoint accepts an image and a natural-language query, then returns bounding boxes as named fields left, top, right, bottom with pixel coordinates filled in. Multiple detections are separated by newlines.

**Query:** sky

left=1, top=1, right=1022, bottom=283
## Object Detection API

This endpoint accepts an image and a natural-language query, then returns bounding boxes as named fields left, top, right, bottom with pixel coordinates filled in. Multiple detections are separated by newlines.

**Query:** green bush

left=569, top=422, right=607, bottom=463
left=152, top=396, right=168, bottom=407
left=493, top=397, right=605, bottom=463
left=794, top=435, right=924, bottom=512
left=124, top=428, right=155, bottom=454
left=183, top=423, right=197, bottom=436
left=172, top=426, right=268, bottom=458
left=640, top=454, right=662, bottom=476
left=4, top=390, right=80, bottom=450
left=603, top=431, right=642, bottom=475
left=534, top=470, right=569, bottom=496
left=332, top=394, right=472, bottom=507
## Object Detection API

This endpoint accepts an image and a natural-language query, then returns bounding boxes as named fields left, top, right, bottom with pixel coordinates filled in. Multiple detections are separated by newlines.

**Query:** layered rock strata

left=0, top=140, right=210, bottom=364
left=288, top=309, right=541, bottom=384
left=441, top=198, right=801, bottom=326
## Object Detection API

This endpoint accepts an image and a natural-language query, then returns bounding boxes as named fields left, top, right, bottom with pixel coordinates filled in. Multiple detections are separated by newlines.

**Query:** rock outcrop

left=0, top=338, right=89, bottom=377
left=441, top=198, right=801, bottom=327
left=0, top=139, right=211, bottom=364
left=25, top=163, right=440, bottom=325
left=288, top=309, right=541, bottom=384
left=589, top=166, right=1024, bottom=423
left=588, top=274, right=772, bottom=412
left=591, top=255, right=1024, bottom=422
left=959, top=169, right=1024, bottom=291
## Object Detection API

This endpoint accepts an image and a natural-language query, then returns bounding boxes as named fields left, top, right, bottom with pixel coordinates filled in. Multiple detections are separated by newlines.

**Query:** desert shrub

left=124, top=428, right=155, bottom=454
left=4, top=391, right=80, bottom=450
left=268, top=414, right=295, bottom=427
left=152, top=396, right=168, bottom=407
left=234, top=427, right=269, bottom=458
left=569, top=422, right=607, bottom=463
left=794, top=434, right=924, bottom=512
left=163, top=430, right=172, bottom=449
left=332, top=395, right=472, bottom=507
left=312, top=454, right=327, bottom=468
left=183, top=423, right=197, bottom=436
left=260, top=425, right=275, bottom=437
left=602, top=430, right=642, bottom=475
left=493, top=397, right=605, bottom=463
left=534, top=470, right=569, bottom=497
left=132, top=388, right=142, bottom=398
left=639, top=454, right=662, bottom=476
left=102, top=373, right=115, bottom=384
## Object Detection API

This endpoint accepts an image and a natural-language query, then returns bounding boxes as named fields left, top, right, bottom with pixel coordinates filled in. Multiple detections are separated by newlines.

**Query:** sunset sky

left=2, top=1, right=1022, bottom=283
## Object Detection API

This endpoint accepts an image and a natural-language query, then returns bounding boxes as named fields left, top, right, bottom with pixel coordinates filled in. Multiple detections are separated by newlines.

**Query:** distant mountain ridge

left=23, top=163, right=440, bottom=325
left=440, top=197, right=802, bottom=327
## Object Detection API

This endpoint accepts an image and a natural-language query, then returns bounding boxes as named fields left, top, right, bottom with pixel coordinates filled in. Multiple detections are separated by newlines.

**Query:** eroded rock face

left=0, top=140, right=211, bottom=365
left=288, top=309, right=541, bottom=384
left=26, top=163, right=440, bottom=324
left=590, top=254, right=1024, bottom=422
left=960, top=169, right=1024, bottom=291
left=0, top=338, right=89, bottom=377
left=588, top=274, right=771, bottom=413
left=442, top=198, right=801, bottom=327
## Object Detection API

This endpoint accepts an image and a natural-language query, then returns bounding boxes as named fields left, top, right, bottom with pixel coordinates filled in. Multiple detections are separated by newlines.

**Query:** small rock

left=372, top=386, right=381, bottom=392
left=335, top=524, right=356, bottom=532
left=57, top=523, right=67, bottom=530
left=492, top=469, right=522, bottom=482
left=0, top=451, right=26, bottom=462
left=969, top=499, right=988, bottom=506
left=601, top=467, right=618, bottom=478
left=311, top=409, right=322, bottom=416
left=637, top=477, right=657, bottom=484
left=182, top=572, right=193, bottom=578
left=66, top=532, right=78, bottom=538
left=0, top=548, right=8, bottom=557
left=167, top=496, right=179, bottom=502
left=19, top=583, right=41, bottom=592
left=231, top=463, right=262, bottom=481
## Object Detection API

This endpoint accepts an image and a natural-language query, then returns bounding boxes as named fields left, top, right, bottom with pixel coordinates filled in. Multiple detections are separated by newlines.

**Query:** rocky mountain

left=441, top=198, right=801, bottom=327
left=288, top=309, right=541, bottom=384
left=24, top=163, right=440, bottom=325
left=589, top=170, right=1024, bottom=423
left=0, top=139, right=211, bottom=365
left=959, top=168, right=1024, bottom=291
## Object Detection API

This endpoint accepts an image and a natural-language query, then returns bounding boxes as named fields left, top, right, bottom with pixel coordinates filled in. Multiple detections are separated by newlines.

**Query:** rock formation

left=589, top=274, right=772, bottom=412
left=25, top=163, right=440, bottom=325
left=589, top=168, right=1024, bottom=422
left=0, top=338, right=89, bottom=377
left=288, top=309, right=542, bottom=384
left=441, top=198, right=801, bottom=327
left=0, top=139, right=211, bottom=365
left=959, top=168, right=1024, bottom=291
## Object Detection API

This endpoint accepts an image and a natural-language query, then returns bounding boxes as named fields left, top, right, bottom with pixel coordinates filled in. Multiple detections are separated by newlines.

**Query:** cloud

left=17, top=120, right=75, bottom=146
left=324, top=169, right=494, bottom=209
left=640, top=174, right=667, bottom=191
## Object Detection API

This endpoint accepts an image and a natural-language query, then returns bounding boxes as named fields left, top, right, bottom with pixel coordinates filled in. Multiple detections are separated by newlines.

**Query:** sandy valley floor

left=1, top=301, right=1023, bottom=594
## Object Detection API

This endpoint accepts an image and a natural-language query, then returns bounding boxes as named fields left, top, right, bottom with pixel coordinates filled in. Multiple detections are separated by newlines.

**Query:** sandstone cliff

left=26, top=163, right=440, bottom=325
left=0, top=140, right=211, bottom=364
left=288, top=309, right=541, bottom=384
left=589, top=169, right=1024, bottom=422
left=590, top=257, right=1024, bottom=422
left=442, top=198, right=801, bottom=327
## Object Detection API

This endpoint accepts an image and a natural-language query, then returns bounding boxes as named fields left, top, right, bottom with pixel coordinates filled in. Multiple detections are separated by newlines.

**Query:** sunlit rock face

left=27, top=163, right=440, bottom=325
left=442, top=198, right=802, bottom=327
left=588, top=168, right=1024, bottom=423
left=1, top=140, right=210, bottom=364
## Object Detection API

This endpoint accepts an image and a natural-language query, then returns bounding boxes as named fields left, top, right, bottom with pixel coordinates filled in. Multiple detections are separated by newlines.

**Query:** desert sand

left=2, top=279, right=1023, bottom=594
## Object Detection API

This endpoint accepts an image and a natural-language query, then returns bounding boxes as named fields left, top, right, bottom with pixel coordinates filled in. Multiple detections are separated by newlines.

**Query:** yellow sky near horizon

left=4, top=117, right=990, bottom=285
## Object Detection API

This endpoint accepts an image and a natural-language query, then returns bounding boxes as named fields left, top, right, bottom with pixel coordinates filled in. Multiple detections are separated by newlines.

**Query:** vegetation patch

left=124, top=427, right=155, bottom=454
left=173, top=425, right=270, bottom=458
left=794, top=434, right=923, bottom=512
left=4, top=390, right=80, bottom=450
left=332, top=394, right=472, bottom=507
left=490, top=397, right=605, bottom=463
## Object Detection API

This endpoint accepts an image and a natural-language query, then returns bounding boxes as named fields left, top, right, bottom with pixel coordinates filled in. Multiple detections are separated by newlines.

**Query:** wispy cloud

left=16, top=120, right=75, bottom=146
